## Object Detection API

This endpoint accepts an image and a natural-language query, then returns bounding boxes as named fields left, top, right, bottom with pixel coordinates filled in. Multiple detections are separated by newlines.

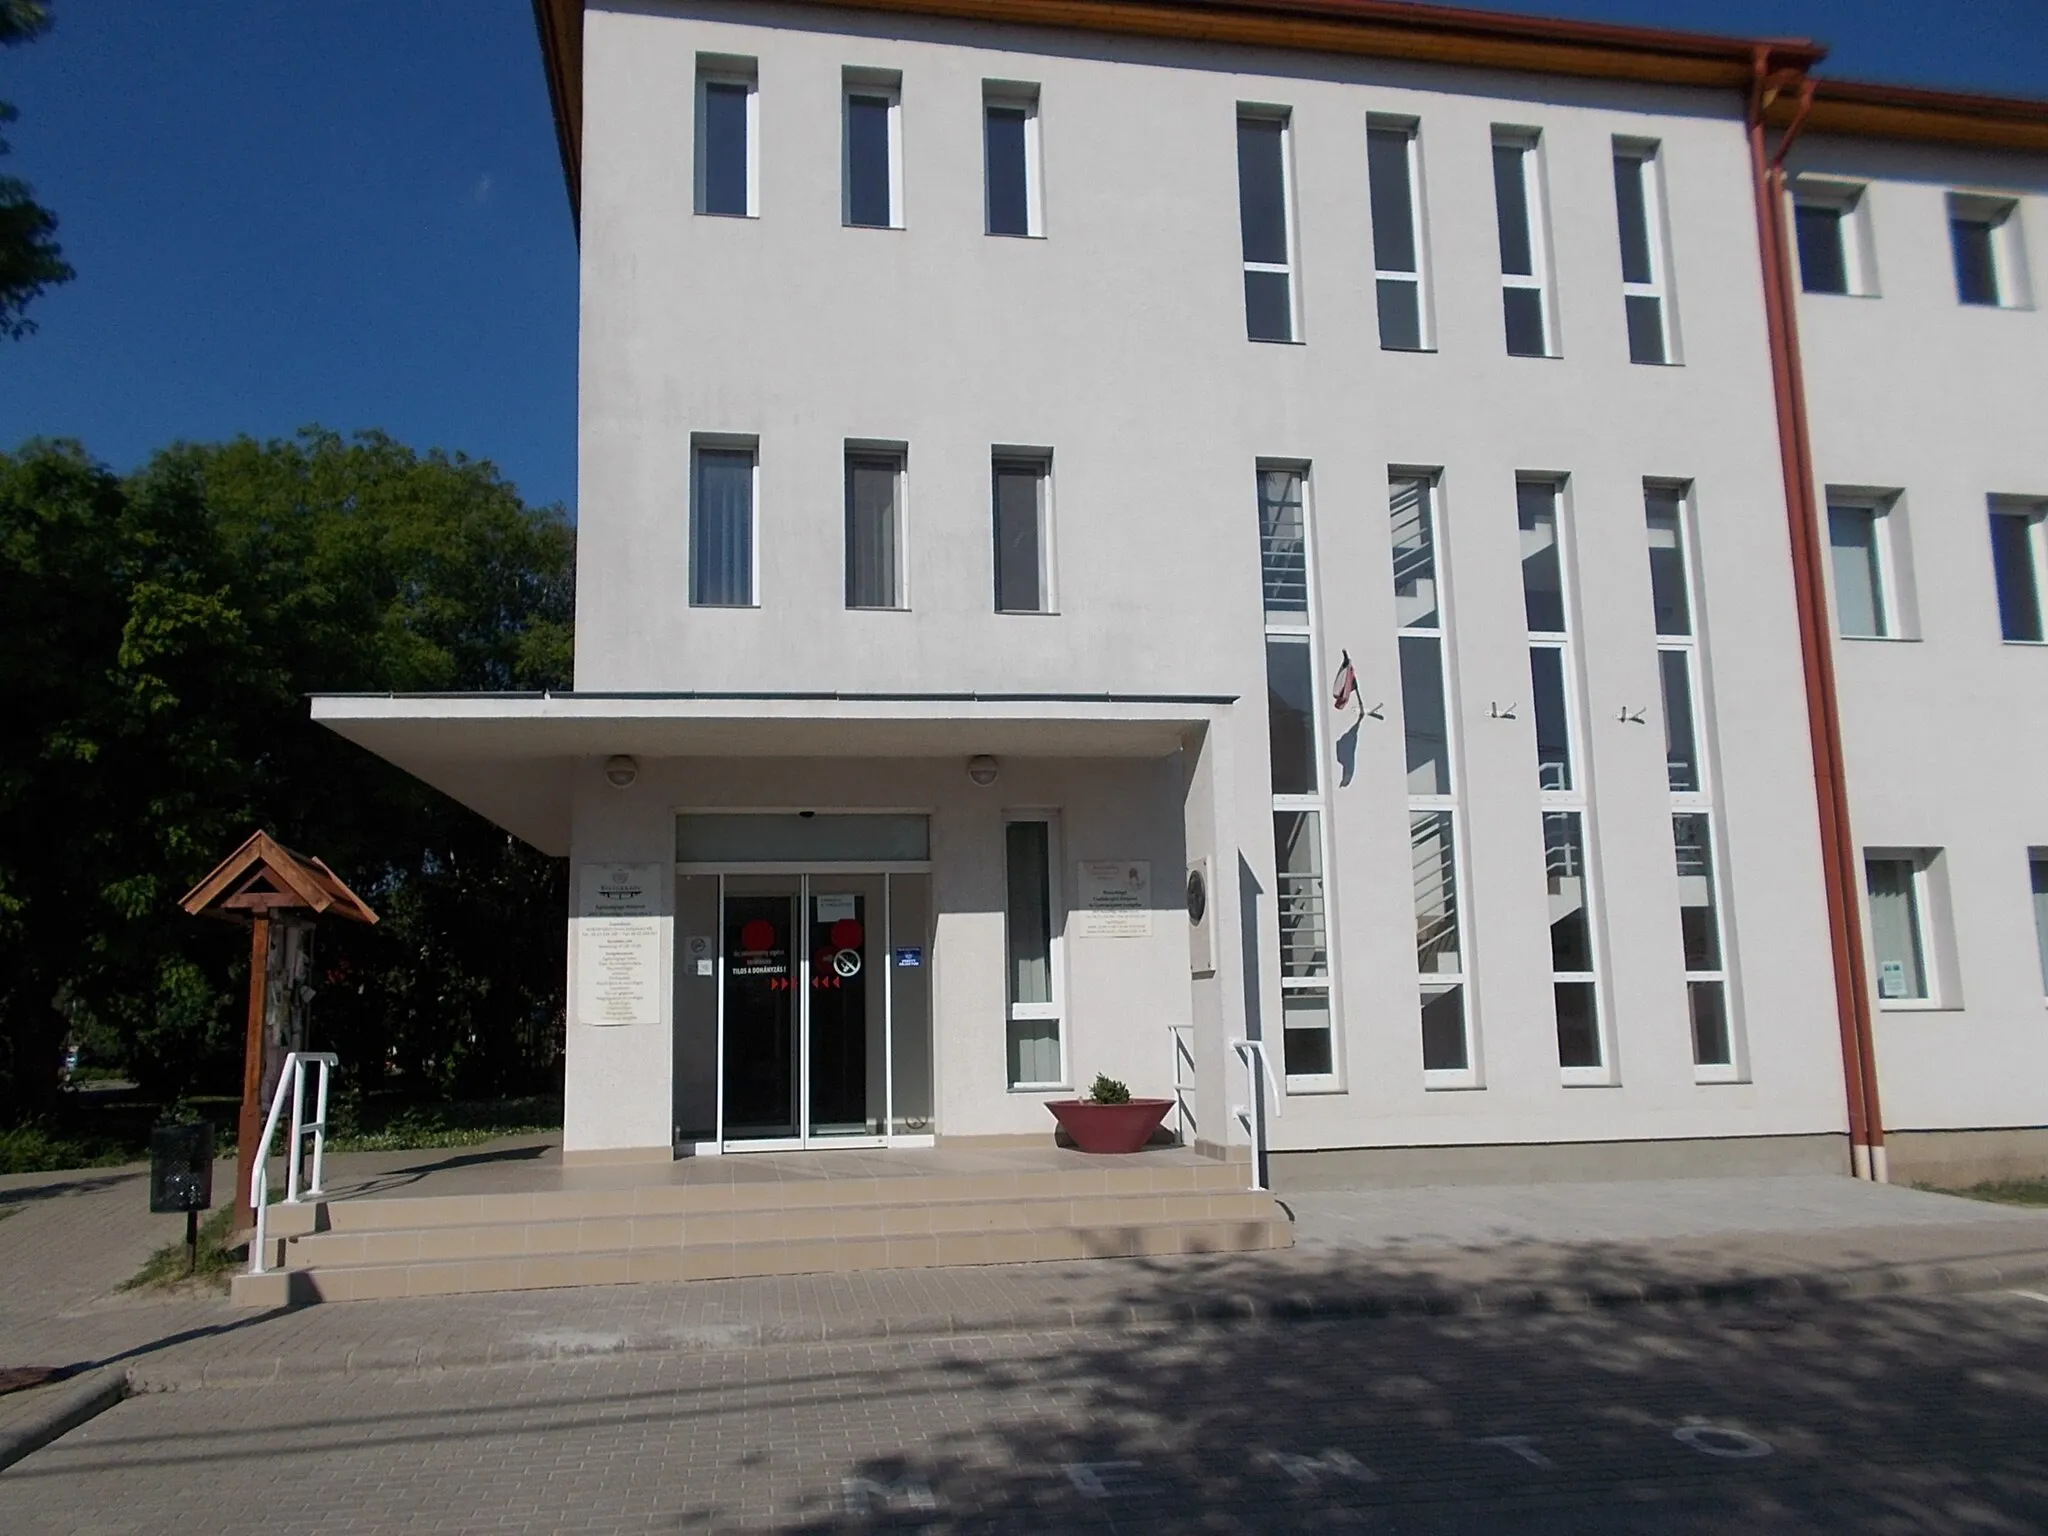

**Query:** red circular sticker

left=830, top=918, right=863, bottom=950
left=739, top=918, right=776, bottom=952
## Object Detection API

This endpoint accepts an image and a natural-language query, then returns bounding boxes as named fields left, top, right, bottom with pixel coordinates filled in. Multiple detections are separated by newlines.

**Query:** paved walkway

left=0, top=1143, right=2043, bottom=1400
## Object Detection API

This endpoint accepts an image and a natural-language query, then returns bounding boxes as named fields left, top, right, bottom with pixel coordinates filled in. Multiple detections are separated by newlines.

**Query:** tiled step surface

left=232, top=1163, right=1290, bottom=1307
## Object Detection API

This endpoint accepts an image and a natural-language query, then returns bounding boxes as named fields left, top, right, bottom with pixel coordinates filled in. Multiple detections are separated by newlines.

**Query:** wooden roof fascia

left=533, top=0, right=584, bottom=232
left=1771, top=79, right=2048, bottom=155
left=178, top=830, right=379, bottom=924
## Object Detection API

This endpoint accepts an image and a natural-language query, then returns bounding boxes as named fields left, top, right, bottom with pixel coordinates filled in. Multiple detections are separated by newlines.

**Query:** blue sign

left=894, top=947, right=923, bottom=968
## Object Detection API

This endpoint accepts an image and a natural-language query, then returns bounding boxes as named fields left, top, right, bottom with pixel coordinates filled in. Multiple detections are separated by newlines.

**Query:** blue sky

left=0, top=1, right=2041, bottom=519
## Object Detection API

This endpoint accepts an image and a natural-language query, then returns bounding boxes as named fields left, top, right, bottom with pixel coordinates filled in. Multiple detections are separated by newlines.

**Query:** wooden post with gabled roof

left=180, top=832, right=377, bottom=1235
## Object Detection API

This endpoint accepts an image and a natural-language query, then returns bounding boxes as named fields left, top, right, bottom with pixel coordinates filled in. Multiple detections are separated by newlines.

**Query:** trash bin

left=148, top=1121, right=214, bottom=1215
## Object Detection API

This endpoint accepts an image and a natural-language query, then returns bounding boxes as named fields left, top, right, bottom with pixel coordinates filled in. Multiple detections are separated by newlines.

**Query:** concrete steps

left=232, top=1159, right=1291, bottom=1306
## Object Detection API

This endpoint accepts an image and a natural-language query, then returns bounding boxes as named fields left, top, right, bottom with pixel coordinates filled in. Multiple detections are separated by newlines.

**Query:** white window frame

left=843, top=441, right=909, bottom=612
left=694, top=55, right=759, bottom=218
left=1259, top=463, right=1339, bottom=1093
left=982, top=80, right=1044, bottom=238
left=1790, top=176, right=1878, bottom=297
left=1648, top=482, right=1709, bottom=798
left=1674, top=811, right=1739, bottom=1082
left=1947, top=191, right=2031, bottom=310
left=2029, top=848, right=2048, bottom=1001
left=688, top=434, right=761, bottom=609
left=843, top=70, right=904, bottom=230
left=1863, top=849, right=1952, bottom=1011
left=1003, top=811, right=1067, bottom=1091
left=1612, top=139, right=1679, bottom=365
left=1366, top=115, right=1432, bottom=351
left=1491, top=127, right=1557, bottom=358
left=1988, top=496, right=2048, bottom=645
left=992, top=448, right=1056, bottom=615
left=1824, top=491, right=1909, bottom=641
left=1237, top=105, right=1299, bottom=344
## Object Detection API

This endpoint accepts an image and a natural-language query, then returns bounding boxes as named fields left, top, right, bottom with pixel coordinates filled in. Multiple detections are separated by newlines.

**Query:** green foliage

left=0, top=429, right=576, bottom=1122
left=0, top=1120, right=136, bottom=1173
left=1087, top=1074, right=1132, bottom=1106
left=1934, top=1178, right=2048, bottom=1208
left=121, top=1203, right=242, bottom=1293
left=0, top=3, right=72, bottom=340
left=322, top=1094, right=562, bottom=1153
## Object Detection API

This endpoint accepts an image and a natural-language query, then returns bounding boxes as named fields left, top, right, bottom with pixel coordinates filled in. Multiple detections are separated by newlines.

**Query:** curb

left=126, top=1248, right=2048, bottom=1391
left=0, top=1369, right=128, bottom=1473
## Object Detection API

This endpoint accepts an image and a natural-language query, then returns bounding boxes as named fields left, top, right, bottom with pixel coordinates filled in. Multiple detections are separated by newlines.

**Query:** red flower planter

left=1046, top=1098, right=1174, bottom=1154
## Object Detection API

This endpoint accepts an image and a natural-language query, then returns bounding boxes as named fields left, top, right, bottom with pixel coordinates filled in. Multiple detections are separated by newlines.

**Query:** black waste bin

left=148, top=1121, right=214, bottom=1215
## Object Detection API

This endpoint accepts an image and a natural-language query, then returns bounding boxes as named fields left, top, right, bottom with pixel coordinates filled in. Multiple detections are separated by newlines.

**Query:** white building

left=317, top=0, right=2048, bottom=1187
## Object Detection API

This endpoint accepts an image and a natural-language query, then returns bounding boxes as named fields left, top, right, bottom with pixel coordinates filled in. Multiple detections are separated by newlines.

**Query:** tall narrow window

left=1367, top=119, right=1427, bottom=351
left=1989, top=499, right=2047, bottom=643
left=1520, top=479, right=1603, bottom=1076
left=690, top=442, right=756, bottom=607
left=1865, top=855, right=1931, bottom=1003
left=2031, top=851, right=2048, bottom=997
left=1826, top=499, right=1893, bottom=639
left=844, top=447, right=905, bottom=610
left=844, top=73, right=902, bottom=229
left=1795, top=202, right=1849, bottom=294
left=1647, top=485, right=1702, bottom=793
left=696, top=57, right=757, bottom=217
left=1237, top=110, right=1296, bottom=343
left=1948, top=193, right=2024, bottom=308
left=1492, top=130, right=1552, bottom=357
left=984, top=84, right=1042, bottom=237
left=1612, top=141, right=1673, bottom=364
left=1259, top=466, right=1334, bottom=1086
left=1675, top=814, right=1732, bottom=1072
left=1004, top=817, right=1063, bottom=1087
left=1392, top=473, right=1471, bottom=1082
left=992, top=453, right=1052, bottom=614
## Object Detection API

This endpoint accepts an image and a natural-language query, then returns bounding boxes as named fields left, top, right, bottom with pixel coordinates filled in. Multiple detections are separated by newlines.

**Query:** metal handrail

left=1168, top=1024, right=1196, bottom=1146
left=1229, top=1037, right=1277, bottom=1192
left=248, top=1051, right=338, bottom=1276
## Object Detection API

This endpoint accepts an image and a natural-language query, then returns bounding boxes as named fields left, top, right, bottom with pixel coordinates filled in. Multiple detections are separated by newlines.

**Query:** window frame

left=1790, top=176, right=1877, bottom=297
left=1674, top=810, right=1739, bottom=1081
left=1824, top=493, right=1906, bottom=641
left=1003, top=812, right=1067, bottom=1090
left=991, top=449, right=1056, bottom=615
left=1491, top=128, right=1557, bottom=359
left=982, top=81, right=1044, bottom=238
left=688, top=436, right=761, bottom=609
left=1988, top=497, right=2048, bottom=645
left=843, top=442, right=908, bottom=612
left=1863, top=851, right=1945, bottom=1010
left=1946, top=191, right=2030, bottom=310
left=694, top=55, right=760, bottom=219
left=1236, top=105, right=1300, bottom=344
left=1612, top=139, right=1679, bottom=365
left=842, top=70, right=905, bottom=230
left=1366, top=115, right=1432, bottom=352
left=2030, top=849, right=2048, bottom=1001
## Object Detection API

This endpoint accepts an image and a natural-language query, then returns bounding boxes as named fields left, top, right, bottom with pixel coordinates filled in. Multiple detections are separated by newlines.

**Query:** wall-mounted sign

left=816, top=893, right=858, bottom=923
left=1077, top=860, right=1152, bottom=938
left=577, top=863, right=663, bottom=1026
left=894, top=947, right=923, bottom=968
left=1878, top=959, right=1908, bottom=999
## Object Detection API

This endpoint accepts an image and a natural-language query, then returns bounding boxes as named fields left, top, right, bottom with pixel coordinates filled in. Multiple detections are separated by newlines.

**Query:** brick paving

left=4, top=1290, right=2047, bottom=1532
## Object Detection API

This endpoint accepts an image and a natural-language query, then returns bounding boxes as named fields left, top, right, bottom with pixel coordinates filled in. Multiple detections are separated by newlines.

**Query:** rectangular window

left=1826, top=500, right=1893, bottom=638
left=690, top=442, right=757, bottom=607
left=1266, top=637, right=1318, bottom=796
left=1647, top=485, right=1704, bottom=793
left=983, top=83, right=1042, bottom=237
left=1989, top=499, right=2047, bottom=643
left=1791, top=178, right=1875, bottom=297
left=1865, top=855, right=1931, bottom=1003
left=1492, top=131, right=1552, bottom=357
left=1237, top=110, right=1296, bottom=342
left=1546, top=811, right=1603, bottom=1074
left=1392, top=475, right=1452, bottom=796
left=1947, top=193, right=2027, bottom=308
left=696, top=58, right=758, bottom=218
left=1674, top=814, right=1733, bottom=1072
left=1612, top=141, right=1674, bottom=364
left=844, top=73, right=902, bottom=229
left=1259, top=468, right=1309, bottom=625
left=1367, top=119, right=1427, bottom=351
left=1413, top=810, right=1469, bottom=1077
left=1004, top=817, right=1063, bottom=1088
left=2031, top=851, right=2048, bottom=996
left=1518, top=480, right=1575, bottom=792
left=844, top=447, right=905, bottom=610
left=1275, top=811, right=1333, bottom=1078
left=992, top=453, right=1052, bottom=614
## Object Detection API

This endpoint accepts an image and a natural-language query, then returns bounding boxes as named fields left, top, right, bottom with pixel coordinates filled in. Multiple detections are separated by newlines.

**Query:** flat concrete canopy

left=311, top=691, right=1233, bottom=855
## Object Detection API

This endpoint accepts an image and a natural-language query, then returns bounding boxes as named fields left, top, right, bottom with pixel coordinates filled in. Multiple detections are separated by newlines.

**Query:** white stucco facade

left=315, top=0, right=2048, bottom=1182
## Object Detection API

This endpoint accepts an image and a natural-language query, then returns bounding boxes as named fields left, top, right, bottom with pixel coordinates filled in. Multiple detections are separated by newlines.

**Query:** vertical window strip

left=1492, top=132, right=1550, bottom=357
left=691, top=444, right=757, bottom=607
left=844, top=74, right=902, bottom=229
left=1367, top=121, right=1426, bottom=351
left=1648, top=484, right=1737, bottom=1077
left=2029, top=851, right=2048, bottom=997
left=1392, top=473, right=1472, bottom=1081
left=983, top=84, right=1041, bottom=237
left=1004, top=816, right=1063, bottom=1087
left=1260, top=465, right=1335, bottom=1085
left=1238, top=112, right=1295, bottom=342
left=844, top=449, right=904, bottom=610
left=1612, top=142, right=1671, bottom=364
left=1989, top=501, right=2046, bottom=644
left=696, top=61, right=757, bottom=217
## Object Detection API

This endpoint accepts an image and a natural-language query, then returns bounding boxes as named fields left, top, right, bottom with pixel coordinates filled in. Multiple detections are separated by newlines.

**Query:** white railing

left=248, top=1051, right=338, bottom=1276
left=1168, top=1024, right=1196, bottom=1146
left=1230, top=1037, right=1277, bottom=1192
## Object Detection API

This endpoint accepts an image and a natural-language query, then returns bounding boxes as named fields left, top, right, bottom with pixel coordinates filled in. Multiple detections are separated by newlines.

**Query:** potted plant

left=1046, top=1075, right=1174, bottom=1154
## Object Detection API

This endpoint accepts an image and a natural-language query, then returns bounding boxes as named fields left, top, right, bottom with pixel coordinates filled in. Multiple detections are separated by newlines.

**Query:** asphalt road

left=3, top=1290, right=2046, bottom=1534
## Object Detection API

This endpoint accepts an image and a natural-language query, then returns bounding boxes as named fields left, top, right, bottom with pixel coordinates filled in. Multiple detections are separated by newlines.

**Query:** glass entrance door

left=717, top=873, right=908, bottom=1148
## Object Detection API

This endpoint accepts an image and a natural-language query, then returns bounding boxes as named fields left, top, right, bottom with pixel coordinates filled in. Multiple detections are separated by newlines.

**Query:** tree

left=0, top=1, right=73, bottom=340
left=0, top=430, right=575, bottom=1120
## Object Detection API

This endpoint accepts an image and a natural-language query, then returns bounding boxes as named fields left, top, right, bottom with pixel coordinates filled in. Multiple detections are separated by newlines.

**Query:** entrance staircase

left=231, top=1151, right=1290, bottom=1306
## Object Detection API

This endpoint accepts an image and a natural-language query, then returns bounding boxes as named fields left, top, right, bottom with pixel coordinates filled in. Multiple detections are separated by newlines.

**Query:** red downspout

left=1746, top=49, right=1887, bottom=1181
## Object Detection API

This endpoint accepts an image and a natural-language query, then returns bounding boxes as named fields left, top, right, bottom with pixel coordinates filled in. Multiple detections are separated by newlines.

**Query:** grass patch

left=121, top=1205, right=244, bottom=1293
left=324, top=1095, right=559, bottom=1153
left=1934, top=1177, right=2048, bottom=1208
left=0, top=1122, right=141, bottom=1175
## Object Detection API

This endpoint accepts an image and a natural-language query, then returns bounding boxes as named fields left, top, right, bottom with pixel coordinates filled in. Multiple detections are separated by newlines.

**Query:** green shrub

left=0, top=1122, right=136, bottom=1174
left=1087, top=1074, right=1132, bottom=1106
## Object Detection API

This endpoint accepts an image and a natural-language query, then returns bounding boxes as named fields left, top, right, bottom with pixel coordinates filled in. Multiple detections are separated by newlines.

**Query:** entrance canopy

left=311, top=691, right=1233, bottom=855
